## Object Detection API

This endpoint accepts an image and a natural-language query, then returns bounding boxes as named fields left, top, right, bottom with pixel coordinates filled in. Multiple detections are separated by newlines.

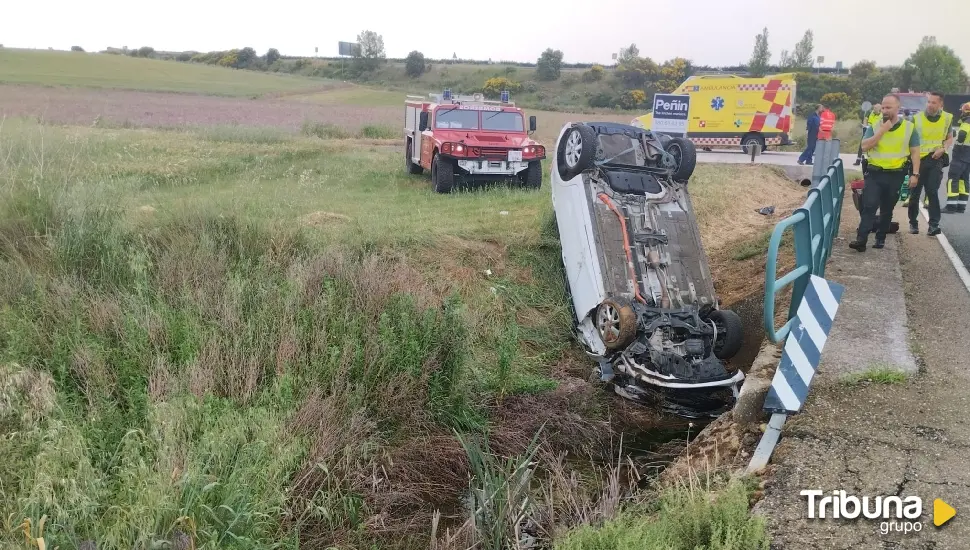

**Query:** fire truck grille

left=479, top=147, right=509, bottom=160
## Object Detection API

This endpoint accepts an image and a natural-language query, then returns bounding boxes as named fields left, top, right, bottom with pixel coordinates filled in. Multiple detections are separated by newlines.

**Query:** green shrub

left=358, top=125, right=398, bottom=139
left=301, top=121, right=350, bottom=139
left=554, top=478, right=770, bottom=550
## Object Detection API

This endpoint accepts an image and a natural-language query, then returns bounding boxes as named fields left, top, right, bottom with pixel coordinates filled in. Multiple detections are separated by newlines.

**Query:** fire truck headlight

left=456, top=145, right=464, bottom=153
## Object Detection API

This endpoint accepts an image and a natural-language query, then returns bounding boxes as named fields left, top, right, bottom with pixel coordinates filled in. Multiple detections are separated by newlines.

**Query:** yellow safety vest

left=914, top=110, right=953, bottom=156
left=867, top=119, right=914, bottom=170
left=868, top=111, right=882, bottom=127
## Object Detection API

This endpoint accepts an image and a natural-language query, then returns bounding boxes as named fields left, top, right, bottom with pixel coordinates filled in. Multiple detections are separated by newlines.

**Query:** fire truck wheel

left=664, top=137, right=697, bottom=182
left=557, top=124, right=596, bottom=180
left=708, top=308, right=743, bottom=360
left=432, top=154, right=455, bottom=194
left=519, top=161, right=542, bottom=189
left=405, top=140, right=423, bottom=175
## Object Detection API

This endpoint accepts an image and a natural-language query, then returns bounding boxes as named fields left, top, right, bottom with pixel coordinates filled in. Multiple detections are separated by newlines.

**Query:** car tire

left=740, top=134, right=766, bottom=155
left=406, top=140, right=423, bottom=175
left=664, top=137, right=697, bottom=182
left=709, top=309, right=743, bottom=360
left=596, top=297, right=637, bottom=351
left=432, top=154, right=454, bottom=194
left=557, top=124, right=597, bottom=181
left=519, top=161, right=542, bottom=189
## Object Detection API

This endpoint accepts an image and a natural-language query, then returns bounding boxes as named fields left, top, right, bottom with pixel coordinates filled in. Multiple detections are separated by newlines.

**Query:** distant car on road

left=549, top=121, right=746, bottom=418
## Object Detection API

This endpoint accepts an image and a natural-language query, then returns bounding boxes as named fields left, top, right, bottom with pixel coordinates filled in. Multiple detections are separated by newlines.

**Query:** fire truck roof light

left=501, top=90, right=510, bottom=103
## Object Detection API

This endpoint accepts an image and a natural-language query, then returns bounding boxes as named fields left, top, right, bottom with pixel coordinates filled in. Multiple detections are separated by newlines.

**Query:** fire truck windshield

left=435, top=109, right=479, bottom=129
left=482, top=111, right=524, bottom=132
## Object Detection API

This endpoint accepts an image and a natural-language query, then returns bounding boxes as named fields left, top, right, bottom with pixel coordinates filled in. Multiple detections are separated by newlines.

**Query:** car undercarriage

left=551, top=122, right=745, bottom=418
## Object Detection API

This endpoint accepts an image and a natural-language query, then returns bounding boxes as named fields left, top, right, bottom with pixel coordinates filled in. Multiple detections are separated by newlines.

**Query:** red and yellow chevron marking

left=749, top=79, right=792, bottom=133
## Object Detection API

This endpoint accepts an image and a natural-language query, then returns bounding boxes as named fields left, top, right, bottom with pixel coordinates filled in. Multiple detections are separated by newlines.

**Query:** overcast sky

left=3, top=0, right=967, bottom=69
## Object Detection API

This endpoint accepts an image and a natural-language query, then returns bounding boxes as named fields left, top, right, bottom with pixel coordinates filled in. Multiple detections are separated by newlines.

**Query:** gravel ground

left=754, top=203, right=970, bottom=548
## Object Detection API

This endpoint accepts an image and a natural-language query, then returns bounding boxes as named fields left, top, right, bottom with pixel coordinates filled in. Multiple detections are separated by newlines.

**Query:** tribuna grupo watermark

left=801, top=490, right=924, bottom=535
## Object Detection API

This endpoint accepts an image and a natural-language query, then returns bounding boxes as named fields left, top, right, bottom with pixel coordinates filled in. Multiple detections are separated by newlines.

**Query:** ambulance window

left=482, top=112, right=524, bottom=132
left=435, top=109, right=480, bottom=129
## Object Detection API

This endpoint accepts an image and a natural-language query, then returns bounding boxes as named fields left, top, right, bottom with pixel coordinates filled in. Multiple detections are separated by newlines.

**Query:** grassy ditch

left=0, top=118, right=794, bottom=548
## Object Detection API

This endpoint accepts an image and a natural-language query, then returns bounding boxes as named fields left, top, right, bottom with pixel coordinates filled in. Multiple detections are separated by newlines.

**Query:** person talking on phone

left=850, top=93, right=921, bottom=252
left=908, top=92, right=953, bottom=232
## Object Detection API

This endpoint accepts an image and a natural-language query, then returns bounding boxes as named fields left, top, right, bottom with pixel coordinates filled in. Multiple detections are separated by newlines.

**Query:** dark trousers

left=799, top=136, right=817, bottom=164
left=907, top=156, right=944, bottom=227
left=856, top=169, right=905, bottom=243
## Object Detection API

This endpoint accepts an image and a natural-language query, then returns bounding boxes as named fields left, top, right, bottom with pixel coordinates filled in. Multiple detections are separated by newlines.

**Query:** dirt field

left=0, top=83, right=632, bottom=146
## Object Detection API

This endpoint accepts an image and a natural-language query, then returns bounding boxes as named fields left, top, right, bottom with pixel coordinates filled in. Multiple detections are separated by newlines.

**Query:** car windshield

left=435, top=108, right=479, bottom=129
left=481, top=111, right=524, bottom=132
left=899, top=95, right=926, bottom=111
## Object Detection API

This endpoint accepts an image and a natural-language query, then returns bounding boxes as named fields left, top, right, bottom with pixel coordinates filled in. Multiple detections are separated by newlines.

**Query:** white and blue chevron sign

left=764, top=274, right=845, bottom=414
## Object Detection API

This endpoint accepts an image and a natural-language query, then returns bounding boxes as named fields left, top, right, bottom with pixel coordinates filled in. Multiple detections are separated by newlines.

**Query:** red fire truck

left=404, top=90, right=546, bottom=193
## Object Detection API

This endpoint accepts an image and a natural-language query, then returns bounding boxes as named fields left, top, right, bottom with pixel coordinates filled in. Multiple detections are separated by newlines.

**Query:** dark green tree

left=536, top=48, right=564, bottom=81
left=748, top=27, right=771, bottom=77
left=405, top=50, right=426, bottom=78
left=898, top=36, right=968, bottom=93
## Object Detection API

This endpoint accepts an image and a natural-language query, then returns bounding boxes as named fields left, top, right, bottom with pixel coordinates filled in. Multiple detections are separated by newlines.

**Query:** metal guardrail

left=763, top=157, right=847, bottom=343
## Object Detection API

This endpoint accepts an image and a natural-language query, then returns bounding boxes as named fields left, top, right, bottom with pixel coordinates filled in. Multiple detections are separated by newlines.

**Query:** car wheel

left=519, top=161, right=542, bottom=189
left=557, top=124, right=597, bottom=180
left=709, top=309, right=743, bottom=360
left=740, top=134, right=765, bottom=155
left=406, top=140, right=423, bottom=175
left=664, top=137, right=697, bottom=182
left=596, top=297, right=637, bottom=351
left=432, top=154, right=454, bottom=194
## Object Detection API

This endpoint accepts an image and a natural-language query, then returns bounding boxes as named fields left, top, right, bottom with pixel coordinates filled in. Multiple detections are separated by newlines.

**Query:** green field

left=0, top=115, right=792, bottom=548
left=0, top=48, right=329, bottom=96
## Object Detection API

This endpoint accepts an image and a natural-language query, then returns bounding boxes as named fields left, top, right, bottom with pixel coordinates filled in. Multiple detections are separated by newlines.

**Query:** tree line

left=95, top=28, right=967, bottom=114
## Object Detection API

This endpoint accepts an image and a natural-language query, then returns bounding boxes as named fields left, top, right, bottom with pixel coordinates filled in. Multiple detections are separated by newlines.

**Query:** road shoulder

left=754, top=203, right=970, bottom=548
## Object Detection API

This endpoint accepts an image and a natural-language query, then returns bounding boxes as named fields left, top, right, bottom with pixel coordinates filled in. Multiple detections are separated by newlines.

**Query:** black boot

left=873, top=237, right=886, bottom=249
left=909, top=221, right=919, bottom=234
left=928, top=226, right=942, bottom=236
left=849, top=240, right=867, bottom=252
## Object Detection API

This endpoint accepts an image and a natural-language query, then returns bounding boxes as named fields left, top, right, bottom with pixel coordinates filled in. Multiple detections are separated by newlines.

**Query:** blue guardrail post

left=749, top=156, right=848, bottom=474
left=748, top=274, right=845, bottom=473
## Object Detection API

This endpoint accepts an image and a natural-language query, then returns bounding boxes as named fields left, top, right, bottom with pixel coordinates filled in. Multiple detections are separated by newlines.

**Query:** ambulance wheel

left=406, top=140, right=423, bottom=175
left=708, top=309, right=743, bottom=360
left=664, top=137, right=697, bottom=182
left=432, top=154, right=455, bottom=194
left=519, top=161, right=542, bottom=189
left=596, top=297, right=637, bottom=351
left=557, top=124, right=597, bottom=180
left=740, top=134, right=766, bottom=155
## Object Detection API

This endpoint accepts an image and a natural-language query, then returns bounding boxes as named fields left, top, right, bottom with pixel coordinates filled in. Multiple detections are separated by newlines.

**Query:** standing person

left=819, top=104, right=837, bottom=140
left=908, top=92, right=953, bottom=234
left=855, top=102, right=882, bottom=165
left=798, top=105, right=822, bottom=165
left=850, top=94, right=921, bottom=252
left=946, top=103, right=970, bottom=213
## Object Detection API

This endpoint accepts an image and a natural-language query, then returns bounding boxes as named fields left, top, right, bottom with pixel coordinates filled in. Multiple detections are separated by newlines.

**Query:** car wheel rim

left=596, top=304, right=621, bottom=343
left=667, top=144, right=682, bottom=170
left=565, top=131, right=583, bottom=168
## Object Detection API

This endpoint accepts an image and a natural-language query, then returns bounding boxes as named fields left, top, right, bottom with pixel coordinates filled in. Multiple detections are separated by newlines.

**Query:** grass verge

left=841, top=365, right=911, bottom=386
left=0, top=117, right=785, bottom=548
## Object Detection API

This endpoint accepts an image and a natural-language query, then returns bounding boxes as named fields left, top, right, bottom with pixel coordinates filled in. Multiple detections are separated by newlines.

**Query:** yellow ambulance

left=632, top=72, right=797, bottom=153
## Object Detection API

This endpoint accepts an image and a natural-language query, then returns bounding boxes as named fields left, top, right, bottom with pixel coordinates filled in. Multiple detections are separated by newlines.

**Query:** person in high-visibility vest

left=855, top=102, right=882, bottom=166
left=819, top=106, right=837, bottom=140
left=946, top=103, right=970, bottom=213
left=850, top=93, right=922, bottom=252
left=907, top=92, right=953, bottom=234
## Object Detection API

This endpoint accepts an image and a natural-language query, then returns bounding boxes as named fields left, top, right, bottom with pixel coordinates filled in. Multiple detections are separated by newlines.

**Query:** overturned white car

left=550, top=121, right=745, bottom=418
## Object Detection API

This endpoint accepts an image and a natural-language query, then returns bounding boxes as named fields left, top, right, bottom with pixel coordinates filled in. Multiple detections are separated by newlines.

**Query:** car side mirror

left=529, top=116, right=537, bottom=133
left=419, top=112, right=429, bottom=131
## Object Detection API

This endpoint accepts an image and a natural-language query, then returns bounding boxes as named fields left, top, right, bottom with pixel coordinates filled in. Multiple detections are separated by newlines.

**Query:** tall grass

left=0, top=119, right=776, bottom=549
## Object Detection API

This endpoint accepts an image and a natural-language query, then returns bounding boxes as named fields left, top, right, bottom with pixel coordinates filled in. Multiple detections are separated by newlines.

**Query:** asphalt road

left=924, top=165, right=970, bottom=265
left=697, top=149, right=860, bottom=167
